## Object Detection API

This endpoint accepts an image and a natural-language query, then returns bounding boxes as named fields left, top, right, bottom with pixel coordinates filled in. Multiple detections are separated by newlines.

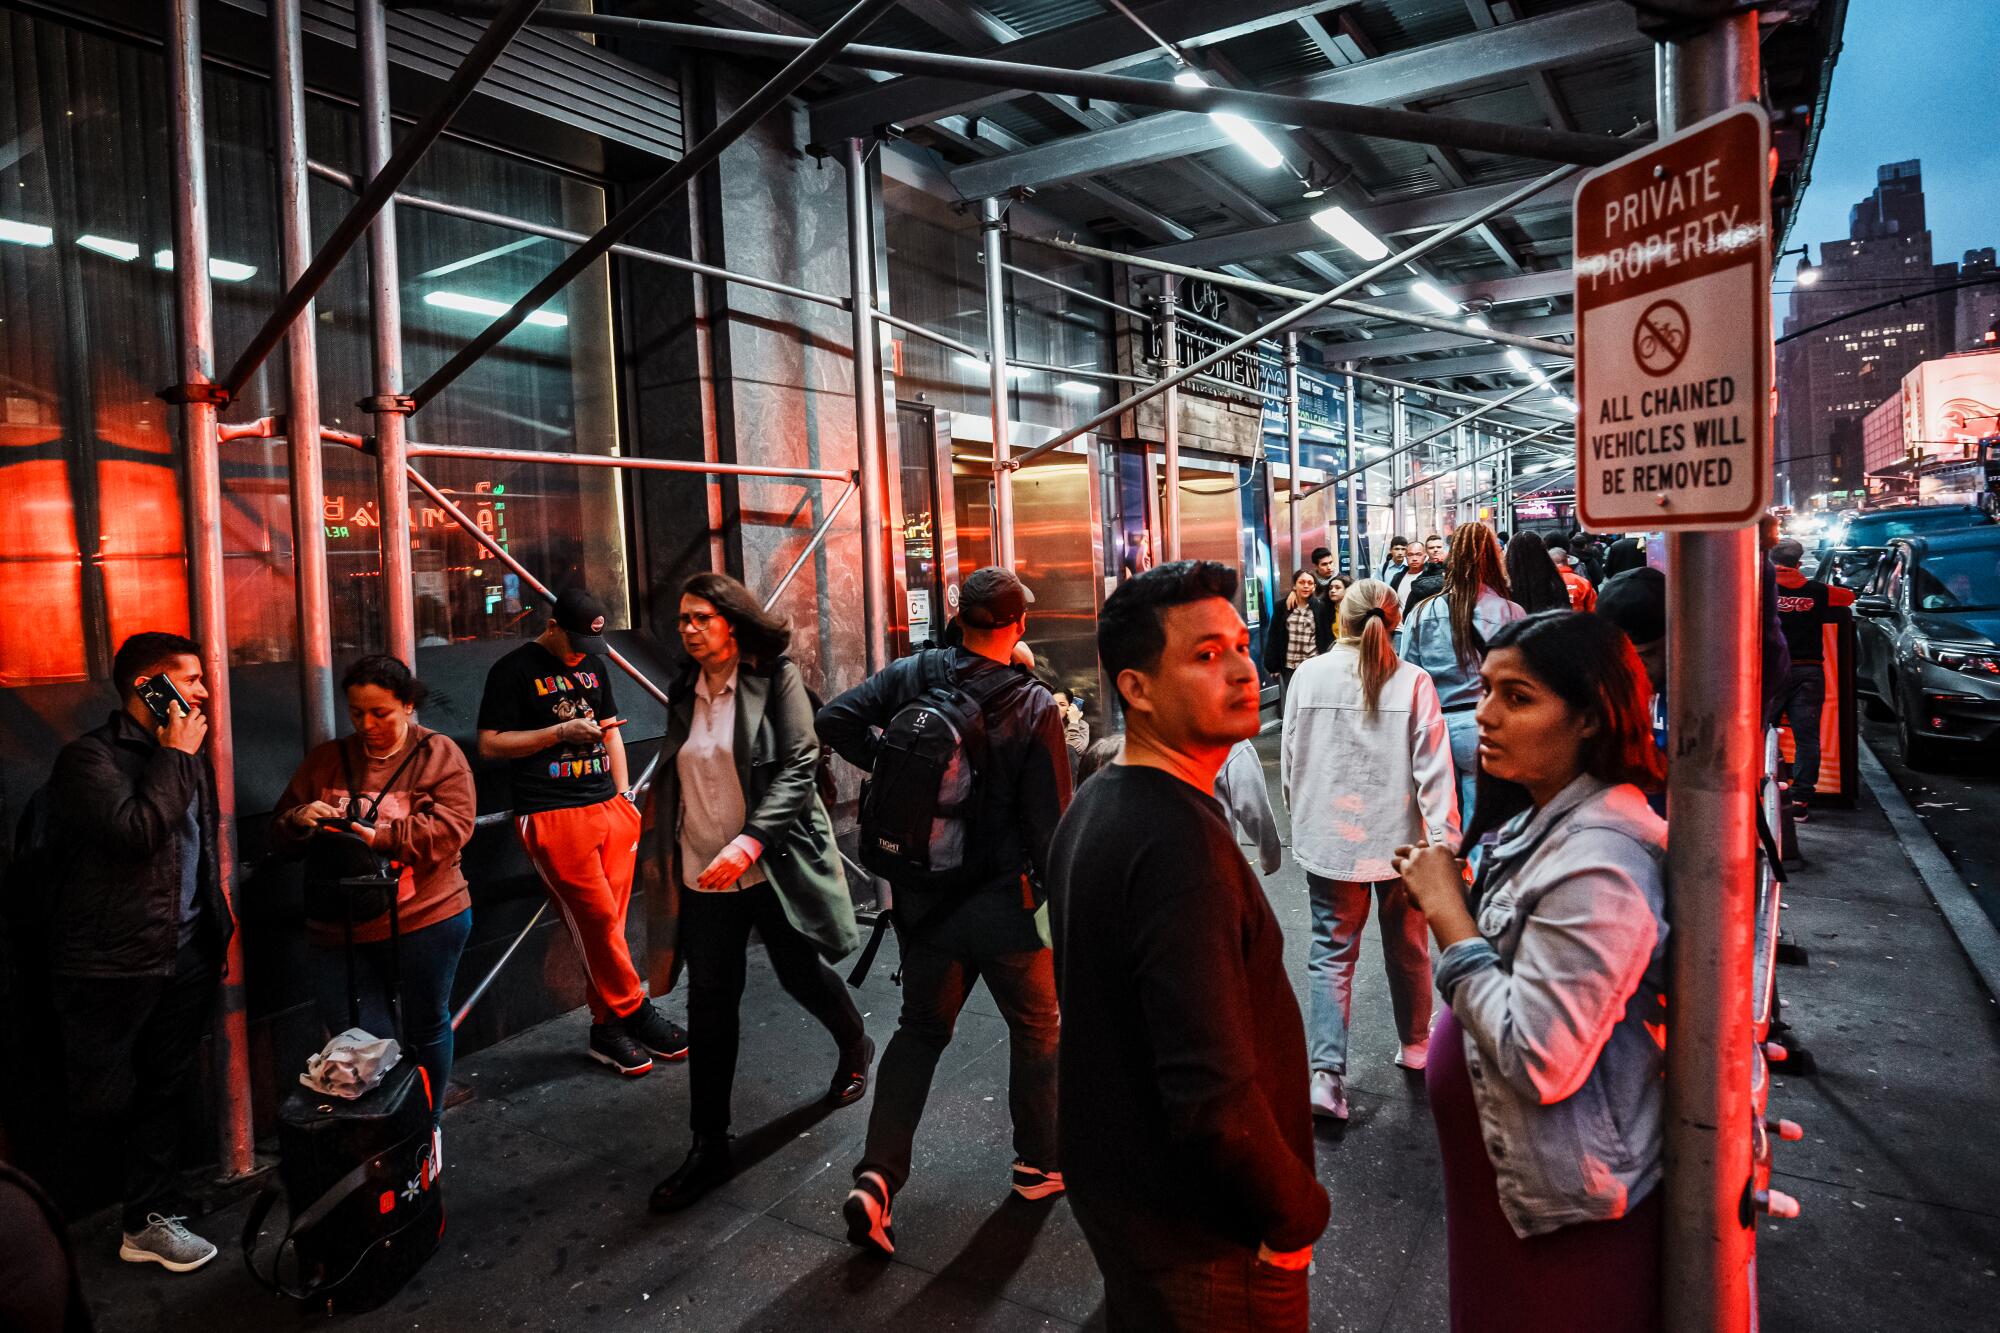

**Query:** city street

left=1860, top=718, right=2000, bottom=932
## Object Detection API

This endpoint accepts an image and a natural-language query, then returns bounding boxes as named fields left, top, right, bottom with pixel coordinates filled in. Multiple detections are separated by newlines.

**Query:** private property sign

left=1574, top=104, right=1771, bottom=529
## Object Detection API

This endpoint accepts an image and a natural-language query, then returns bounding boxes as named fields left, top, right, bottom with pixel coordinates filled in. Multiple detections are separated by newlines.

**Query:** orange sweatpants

left=517, top=795, right=646, bottom=1023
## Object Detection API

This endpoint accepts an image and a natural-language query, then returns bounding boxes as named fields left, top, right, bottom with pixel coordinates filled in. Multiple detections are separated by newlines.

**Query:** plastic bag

left=300, top=1027, right=402, bottom=1100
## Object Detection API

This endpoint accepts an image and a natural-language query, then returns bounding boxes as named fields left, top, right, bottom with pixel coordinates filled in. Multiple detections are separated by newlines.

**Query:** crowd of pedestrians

left=7, top=514, right=1815, bottom=1333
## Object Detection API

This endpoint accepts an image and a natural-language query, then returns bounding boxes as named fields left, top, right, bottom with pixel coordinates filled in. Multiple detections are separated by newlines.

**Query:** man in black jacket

left=817, top=567, right=1073, bottom=1256
left=47, top=632, right=233, bottom=1274
left=1049, top=561, right=1328, bottom=1330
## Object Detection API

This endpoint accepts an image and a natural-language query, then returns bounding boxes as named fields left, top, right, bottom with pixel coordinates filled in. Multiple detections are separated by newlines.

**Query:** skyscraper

left=1776, top=160, right=1959, bottom=504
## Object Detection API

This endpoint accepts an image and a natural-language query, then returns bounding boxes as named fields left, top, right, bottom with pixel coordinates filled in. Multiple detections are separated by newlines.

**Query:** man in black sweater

left=817, top=567, right=1072, bottom=1256
left=1049, top=561, right=1328, bottom=1331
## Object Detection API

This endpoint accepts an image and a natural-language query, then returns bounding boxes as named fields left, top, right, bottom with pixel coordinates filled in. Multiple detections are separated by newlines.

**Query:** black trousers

left=1090, top=1242, right=1309, bottom=1333
left=681, top=882, right=866, bottom=1136
left=52, top=939, right=219, bottom=1233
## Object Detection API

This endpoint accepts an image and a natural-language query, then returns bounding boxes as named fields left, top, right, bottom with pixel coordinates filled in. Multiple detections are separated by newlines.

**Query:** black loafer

left=649, top=1135, right=733, bottom=1214
left=829, top=1036, right=875, bottom=1106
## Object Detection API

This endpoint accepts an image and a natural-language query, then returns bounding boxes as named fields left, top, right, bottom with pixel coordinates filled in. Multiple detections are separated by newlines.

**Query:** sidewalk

left=72, top=736, right=2000, bottom=1330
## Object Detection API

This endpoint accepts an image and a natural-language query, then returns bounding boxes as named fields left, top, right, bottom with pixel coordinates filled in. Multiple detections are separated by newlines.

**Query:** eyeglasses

left=677, top=611, right=723, bottom=630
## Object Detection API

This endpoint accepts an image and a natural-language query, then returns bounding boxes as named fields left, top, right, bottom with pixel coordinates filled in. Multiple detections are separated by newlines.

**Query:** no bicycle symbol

left=1633, top=299, right=1690, bottom=377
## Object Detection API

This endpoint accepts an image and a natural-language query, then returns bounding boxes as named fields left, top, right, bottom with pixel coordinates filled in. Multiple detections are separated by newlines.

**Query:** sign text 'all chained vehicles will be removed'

left=1575, top=104, right=1772, bottom=531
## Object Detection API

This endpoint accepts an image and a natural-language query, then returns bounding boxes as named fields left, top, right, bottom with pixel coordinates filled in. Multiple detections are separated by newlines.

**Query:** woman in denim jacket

left=1394, top=612, right=1668, bottom=1332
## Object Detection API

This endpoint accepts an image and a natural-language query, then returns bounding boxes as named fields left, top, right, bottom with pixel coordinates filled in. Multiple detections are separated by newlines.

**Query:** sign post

left=1575, top=104, right=1771, bottom=531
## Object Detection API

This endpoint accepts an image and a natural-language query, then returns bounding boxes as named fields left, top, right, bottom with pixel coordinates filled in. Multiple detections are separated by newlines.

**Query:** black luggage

left=242, top=857, right=443, bottom=1315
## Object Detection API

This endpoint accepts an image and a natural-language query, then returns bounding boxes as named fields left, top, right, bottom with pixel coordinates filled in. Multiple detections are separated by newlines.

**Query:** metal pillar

left=1658, top=12, right=1762, bottom=1331
left=1391, top=387, right=1407, bottom=540
left=1285, top=334, right=1302, bottom=576
left=1343, top=368, right=1362, bottom=573
left=981, top=197, right=1016, bottom=568
left=845, top=139, right=889, bottom=673
left=270, top=0, right=335, bottom=747
left=165, top=0, right=255, bottom=1182
left=358, top=0, right=415, bottom=665
left=1160, top=274, right=1181, bottom=562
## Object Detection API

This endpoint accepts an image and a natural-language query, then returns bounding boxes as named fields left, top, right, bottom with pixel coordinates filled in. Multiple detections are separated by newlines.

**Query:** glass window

left=0, top=12, right=626, bottom=687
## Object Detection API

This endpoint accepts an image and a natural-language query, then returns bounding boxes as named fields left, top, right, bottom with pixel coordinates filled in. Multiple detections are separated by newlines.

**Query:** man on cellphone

left=1049, top=562, right=1329, bottom=1330
left=46, top=633, right=234, bottom=1274
left=478, top=588, right=686, bottom=1076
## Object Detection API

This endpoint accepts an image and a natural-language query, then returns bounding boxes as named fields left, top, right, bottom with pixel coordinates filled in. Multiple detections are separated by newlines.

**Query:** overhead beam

left=809, top=0, right=1354, bottom=143
left=1137, top=175, right=1579, bottom=269
left=1298, top=267, right=1574, bottom=330
left=1382, top=345, right=1574, bottom=381
left=947, top=0, right=1644, bottom=196
left=1333, top=313, right=1573, bottom=361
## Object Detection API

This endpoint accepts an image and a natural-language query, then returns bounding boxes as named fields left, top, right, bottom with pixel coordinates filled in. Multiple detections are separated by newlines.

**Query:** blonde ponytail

left=1337, top=579, right=1402, bottom=716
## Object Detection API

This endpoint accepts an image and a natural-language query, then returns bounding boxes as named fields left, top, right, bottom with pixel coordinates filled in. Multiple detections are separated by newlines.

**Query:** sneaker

left=1010, top=1160, right=1066, bottom=1201
left=119, top=1214, right=217, bottom=1273
left=588, top=1021, right=655, bottom=1076
left=1310, top=1070, right=1349, bottom=1122
left=624, top=1002, right=690, bottom=1061
left=1395, top=1042, right=1429, bottom=1071
left=844, top=1170, right=895, bottom=1257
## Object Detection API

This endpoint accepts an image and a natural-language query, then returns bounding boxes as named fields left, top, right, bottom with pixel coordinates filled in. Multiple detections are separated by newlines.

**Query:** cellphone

left=137, top=672, right=191, bottom=725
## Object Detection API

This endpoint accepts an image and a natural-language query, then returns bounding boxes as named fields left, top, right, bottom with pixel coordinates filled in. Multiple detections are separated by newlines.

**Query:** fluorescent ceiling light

left=1309, top=206, right=1388, bottom=262
left=1528, top=368, right=1552, bottom=387
left=1464, top=315, right=1490, bottom=332
left=954, top=353, right=1029, bottom=379
left=1552, top=396, right=1578, bottom=413
left=1174, top=70, right=1285, bottom=170
left=1504, top=348, right=1533, bottom=372
left=424, top=289, right=567, bottom=327
left=1410, top=280, right=1459, bottom=315
left=78, top=234, right=140, bottom=261
left=0, top=219, right=55, bottom=247
left=153, top=249, right=258, bottom=282
left=1058, top=380, right=1100, bottom=394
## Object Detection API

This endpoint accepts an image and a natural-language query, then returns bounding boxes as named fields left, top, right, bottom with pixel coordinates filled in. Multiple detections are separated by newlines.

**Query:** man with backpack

left=816, top=567, right=1073, bottom=1256
left=44, top=632, right=233, bottom=1274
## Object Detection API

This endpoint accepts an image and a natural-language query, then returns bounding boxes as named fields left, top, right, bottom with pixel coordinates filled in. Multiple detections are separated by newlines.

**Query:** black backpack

left=857, top=650, right=1017, bottom=890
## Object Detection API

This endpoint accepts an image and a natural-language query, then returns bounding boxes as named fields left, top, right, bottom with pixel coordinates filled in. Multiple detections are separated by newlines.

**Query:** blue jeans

left=311, top=908, right=472, bottom=1119
left=1304, top=876, right=1432, bottom=1075
left=1444, top=709, right=1479, bottom=828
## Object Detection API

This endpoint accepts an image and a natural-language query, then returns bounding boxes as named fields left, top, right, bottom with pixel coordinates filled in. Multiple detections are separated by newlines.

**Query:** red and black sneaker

left=587, top=1022, right=654, bottom=1077
left=625, top=1002, right=690, bottom=1062
left=844, top=1170, right=895, bottom=1257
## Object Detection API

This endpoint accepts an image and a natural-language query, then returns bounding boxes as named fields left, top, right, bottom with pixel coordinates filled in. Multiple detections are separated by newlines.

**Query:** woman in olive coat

left=645, top=573, right=868, bottom=1213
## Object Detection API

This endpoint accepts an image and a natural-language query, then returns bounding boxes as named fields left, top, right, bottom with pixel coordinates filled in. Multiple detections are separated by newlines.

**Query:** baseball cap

left=552, top=587, right=610, bottom=652
left=958, top=566, right=1035, bottom=629
left=1597, top=567, right=1667, bottom=646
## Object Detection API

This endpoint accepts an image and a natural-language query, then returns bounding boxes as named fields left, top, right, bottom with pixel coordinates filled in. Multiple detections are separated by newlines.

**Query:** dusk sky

left=1780, top=0, right=2000, bottom=279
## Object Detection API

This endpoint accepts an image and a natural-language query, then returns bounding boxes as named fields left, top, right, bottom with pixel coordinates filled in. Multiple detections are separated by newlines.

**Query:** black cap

left=959, top=566, right=1034, bottom=629
left=1598, top=567, right=1666, bottom=647
left=552, top=587, right=610, bottom=653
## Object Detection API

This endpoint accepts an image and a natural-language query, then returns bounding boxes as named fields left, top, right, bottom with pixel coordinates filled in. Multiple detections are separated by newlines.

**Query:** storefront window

left=0, top=13, right=626, bottom=686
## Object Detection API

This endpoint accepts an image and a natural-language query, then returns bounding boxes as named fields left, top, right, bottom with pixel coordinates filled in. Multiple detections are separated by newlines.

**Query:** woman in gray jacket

left=646, top=573, right=868, bottom=1214
left=1393, top=612, right=1668, bottom=1332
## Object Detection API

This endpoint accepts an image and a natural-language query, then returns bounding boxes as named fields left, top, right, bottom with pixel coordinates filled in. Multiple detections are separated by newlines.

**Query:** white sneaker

left=119, top=1213, right=217, bottom=1273
left=1309, top=1070, right=1349, bottom=1122
left=1396, top=1042, right=1430, bottom=1071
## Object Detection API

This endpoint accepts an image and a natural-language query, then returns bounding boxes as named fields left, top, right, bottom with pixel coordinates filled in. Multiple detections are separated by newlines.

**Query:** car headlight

left=1912, top=639, right=2000, bottom=675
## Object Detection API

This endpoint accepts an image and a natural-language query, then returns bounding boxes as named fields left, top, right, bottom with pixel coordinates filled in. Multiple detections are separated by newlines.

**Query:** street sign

left=1574, top=104, right=1771, bottom=530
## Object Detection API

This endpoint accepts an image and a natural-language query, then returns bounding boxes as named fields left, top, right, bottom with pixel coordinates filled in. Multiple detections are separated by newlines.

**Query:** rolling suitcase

left=242, top=873, right=444, bottom=1315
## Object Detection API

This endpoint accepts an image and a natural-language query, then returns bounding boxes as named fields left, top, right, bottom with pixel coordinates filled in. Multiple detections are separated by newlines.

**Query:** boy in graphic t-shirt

left=477, top=588, right=688, bottom=1075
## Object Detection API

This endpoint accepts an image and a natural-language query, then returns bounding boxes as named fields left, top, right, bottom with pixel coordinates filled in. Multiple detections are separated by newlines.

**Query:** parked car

left=1852, top=528, right=2000, bottom=767
left=1810, top=504, right=1993, bottom=588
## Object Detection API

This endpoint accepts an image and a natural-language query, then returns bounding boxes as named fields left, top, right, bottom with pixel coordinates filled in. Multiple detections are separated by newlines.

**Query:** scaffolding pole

left=1299, top=369, right=1573, bottom=503
left=1006, top=157, right=1587, bottom=473
left=1159, top=275, right=1181, bottom=561
left=164, top=0, right=256, bottom=1183
left=221, top=0, right=545, bottom=396
left=845, top=138, right=889, bottom=673
left=270, top=0, right=336, bottom=747
left=358, top=0, right=417, bottom=665
left=408, top=0, right=904, bottom=411
left=1285, top=335, right=1302, bottom=576
left=1394, top=422, right=1570, bottom=497
left=982, top=197, right=1017, bottom=568
left=1657, top=11, right=1763, bottom=1330
left=1344, top=368, right=1362, bottom=573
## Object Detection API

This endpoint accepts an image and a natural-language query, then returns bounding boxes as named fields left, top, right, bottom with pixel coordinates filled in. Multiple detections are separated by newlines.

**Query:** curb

left=1858, top=740, right=2000, bottom=1003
